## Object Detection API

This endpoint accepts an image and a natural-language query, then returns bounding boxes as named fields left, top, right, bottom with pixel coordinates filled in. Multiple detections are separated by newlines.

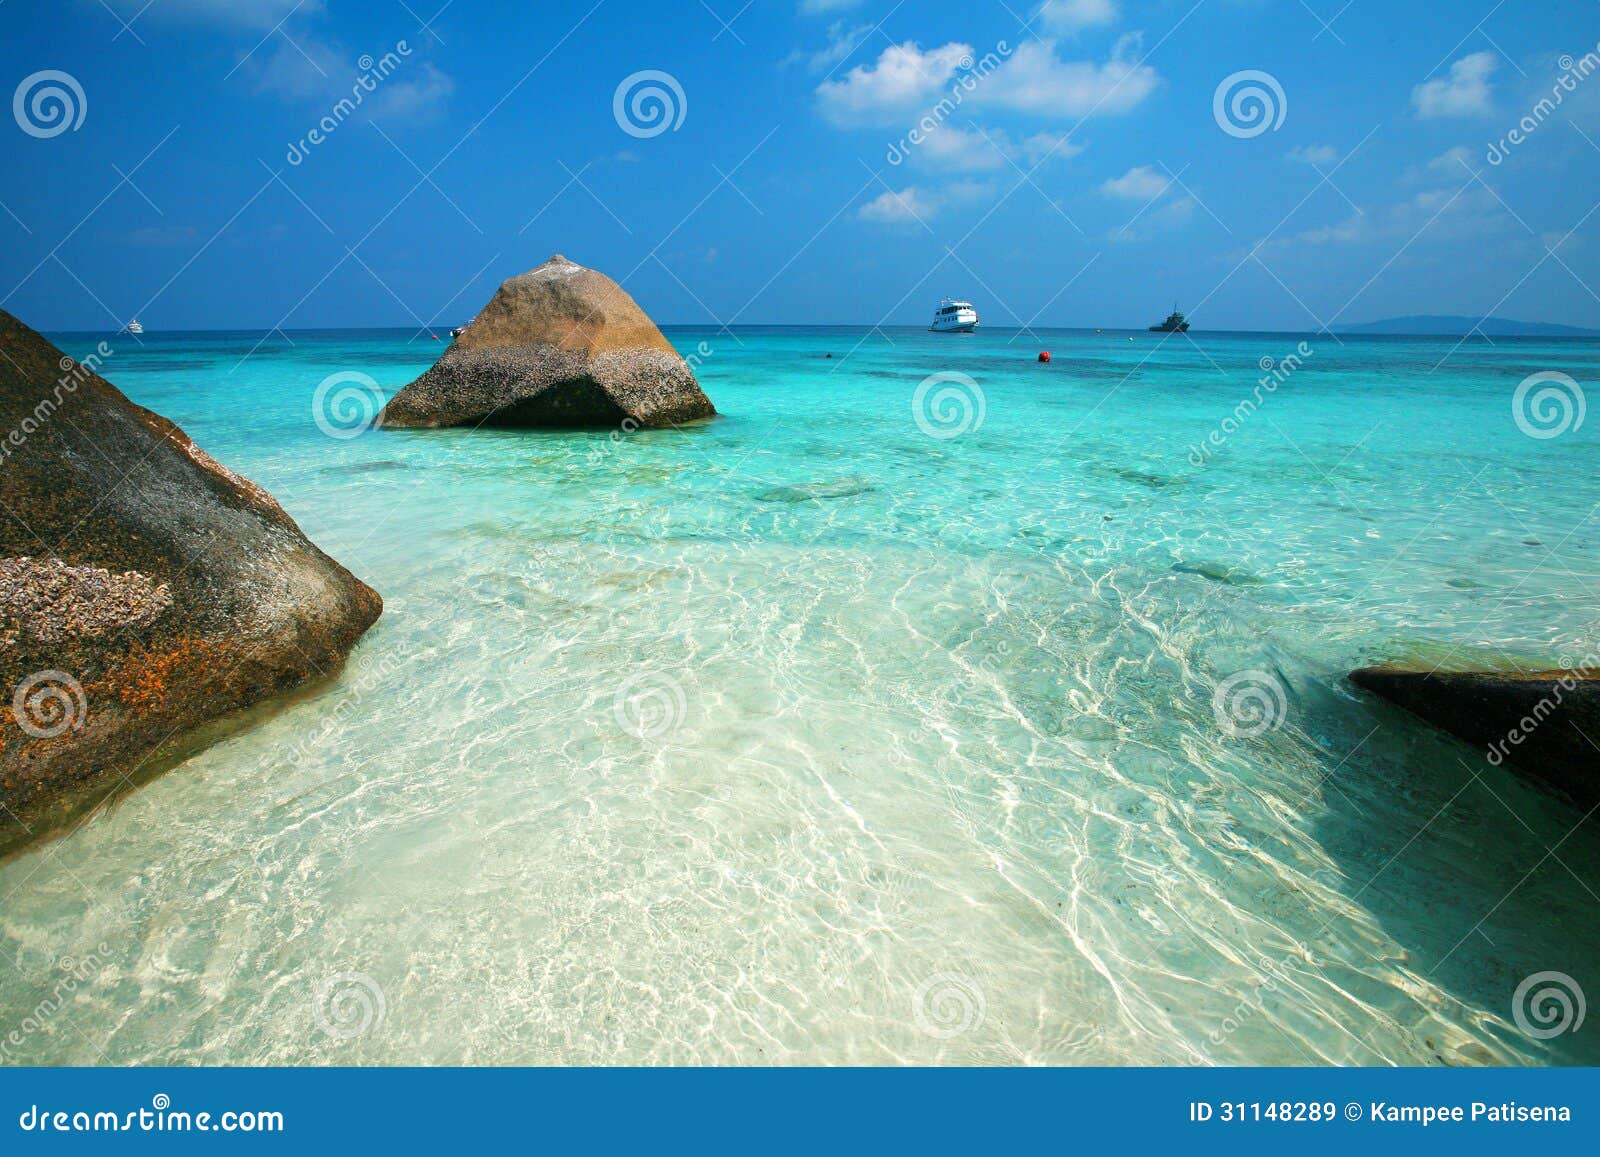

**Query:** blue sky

left=2, top=0, right=1599, bottom=331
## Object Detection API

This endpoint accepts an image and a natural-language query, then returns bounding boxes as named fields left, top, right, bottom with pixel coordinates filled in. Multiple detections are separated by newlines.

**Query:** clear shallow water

left=3, top=325, right=1598, bottom=1065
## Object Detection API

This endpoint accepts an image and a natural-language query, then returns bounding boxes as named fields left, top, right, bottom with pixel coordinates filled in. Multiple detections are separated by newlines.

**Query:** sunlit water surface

left=4, top=326, right=1598, bottom=1065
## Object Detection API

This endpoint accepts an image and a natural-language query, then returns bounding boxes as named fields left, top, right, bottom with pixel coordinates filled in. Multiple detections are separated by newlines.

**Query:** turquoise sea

left=3, top=325, right=1598, bottom=1065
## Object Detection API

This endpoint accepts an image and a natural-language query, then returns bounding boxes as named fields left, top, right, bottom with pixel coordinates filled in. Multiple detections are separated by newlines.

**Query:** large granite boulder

left=0, top=309, right=382, bottom=843
left=1350, top=662, right=1600, bottom=809
left=378, top=254, right=715, bottom=429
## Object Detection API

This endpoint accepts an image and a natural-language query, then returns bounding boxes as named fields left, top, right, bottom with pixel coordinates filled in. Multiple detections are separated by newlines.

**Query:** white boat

left=930, top=298, right=978, bottom=333
left=125, top=319, right=143, bottom=335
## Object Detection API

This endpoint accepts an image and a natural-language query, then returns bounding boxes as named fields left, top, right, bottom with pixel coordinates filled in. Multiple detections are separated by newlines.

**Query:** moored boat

left=1148, top=304, right=1189, bottom=333
left=931, top=299, right=979, bottom=333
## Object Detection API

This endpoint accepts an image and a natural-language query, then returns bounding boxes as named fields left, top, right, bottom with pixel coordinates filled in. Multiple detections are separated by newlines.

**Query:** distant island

left=1334, top=315, right=1600, bottom=337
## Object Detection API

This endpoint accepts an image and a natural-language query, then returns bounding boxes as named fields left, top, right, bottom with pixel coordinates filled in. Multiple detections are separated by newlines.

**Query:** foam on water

left=3, top=326, right=1597, bottom=1065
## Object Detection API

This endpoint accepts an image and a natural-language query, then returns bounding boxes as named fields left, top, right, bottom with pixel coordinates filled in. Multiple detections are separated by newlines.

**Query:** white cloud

left=1398, top=145, right=1476, bottom=185
left=1018, top=130, right=1084, bottom=164
left=972, top=36, right=1159, bottom=116
left=249, top=36, right=344, bottom=102
left=1038, top=0, right=1118, bottom=32
left=801, top=0, right=863, bottom=12
left=816, top=41, right=973, bottom=126
left=783, top=21, right=873, bottom=72
left=858, top=186, right=937, bottom=223
left=1426, top=144, right=1474, bottom=173
left=249, top=36, right=451, bottom=123
left=908, top=124, right=1083, bottom=170
left=1284, top=185, right=1503, bottom=247
left=857, top=181, right=993, bottom=223
left=1411, top=52, right=1497, bottom=118
left=1112, top=195, right=1194, bottom=241
left=1101, top=164, right=1170, bottom=200
left=1286, top=143, right=1339, bottom=166
left=367, top=63, right=454, bottom=123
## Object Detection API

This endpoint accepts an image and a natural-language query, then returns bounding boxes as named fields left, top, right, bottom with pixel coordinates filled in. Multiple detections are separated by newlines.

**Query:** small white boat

left=125, top=319, right=143, bottom=335
left=930, top=298, right=978, bottom=333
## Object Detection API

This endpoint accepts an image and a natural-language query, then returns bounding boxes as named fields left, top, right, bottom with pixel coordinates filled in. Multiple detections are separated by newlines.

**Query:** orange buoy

left=1038, top=351, right=1051, bottom=363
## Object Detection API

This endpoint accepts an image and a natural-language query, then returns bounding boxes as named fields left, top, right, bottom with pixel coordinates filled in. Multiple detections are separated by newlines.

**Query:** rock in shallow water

left=0, top=310, right=381, bottom=843
left=1172, top=560, right=1263, bottom=586
left=1350, top=662, right=1600, bottom=809
left=378, top=254, right=715, bottom=430
left=754, top=477, right=876, bottom=503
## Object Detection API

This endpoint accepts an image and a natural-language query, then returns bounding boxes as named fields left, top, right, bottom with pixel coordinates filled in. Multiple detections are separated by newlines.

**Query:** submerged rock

left=1172, top=560, right=1263, bottom=586
left=0, top=310, right=381, bottom=842
left=1350, top=662, right=1600, bottom=809
left=754, top=477, right=875, bottom=503
left=323, top=459, right=410, bottom=475
left=378, top=255, right=715, bottom=430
